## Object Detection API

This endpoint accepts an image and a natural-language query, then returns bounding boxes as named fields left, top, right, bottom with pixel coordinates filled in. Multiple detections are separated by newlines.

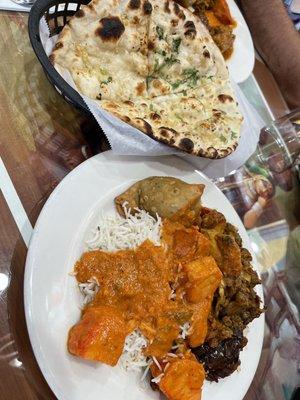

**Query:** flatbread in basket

left=50, top=0, right=243, bottom=158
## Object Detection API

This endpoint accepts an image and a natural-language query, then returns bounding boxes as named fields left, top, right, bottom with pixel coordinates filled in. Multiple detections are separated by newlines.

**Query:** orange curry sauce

left=69, top=219, right=222, bottom=369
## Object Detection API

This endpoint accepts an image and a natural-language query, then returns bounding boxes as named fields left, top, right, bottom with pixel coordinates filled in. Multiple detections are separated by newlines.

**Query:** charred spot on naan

left=203, top=49, right=211, bottom=58
left=159, top=127, right=178, bottom=141
left=198, top=145, right=237, bottom=159
left=150, top=112, right=161, bottom=121
left=218, top=94, right=234, bottom=103
left=164, top=0, right=171, bottom=13
left=143, top=0, right=153, bottom=14
left=132, top=15, right=140, bottom=24
left=179, top=138, right=194, bottom=152
left=134, top=118, right=154, bottom=136
left=103, top=106, right=132, bottom=124
left=216, top=146, right=236, bottom=158
left=128, top=0, right=141, bottom=9
left=173, top=2, right=186, bottom=20
left=203, top=147, right=218, bottom=158
left=171, top=18, right=179, bottom=27
left=212, top=109, right=223, bottom=118
left=54, top=41, right=63, bottom=50
left=74, top=8, right=85, bottom=18
left=148, top=40, right=155, bottom=50
left=136, top=82, right=146, bottom=96
left=159, top=136, right=176, bottom=146
left=49, top=54, right=55, bottom=64
left=123, top=100, right=134, bottom=106
left=123, top=115, right=131, bottom=123
left=96, top=17, right=125, bottom=42
left=184, top=21, right=196, bottom=39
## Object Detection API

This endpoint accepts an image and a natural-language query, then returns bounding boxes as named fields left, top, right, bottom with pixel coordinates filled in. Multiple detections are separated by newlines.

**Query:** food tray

left=28, top=0, right=91, bottom=114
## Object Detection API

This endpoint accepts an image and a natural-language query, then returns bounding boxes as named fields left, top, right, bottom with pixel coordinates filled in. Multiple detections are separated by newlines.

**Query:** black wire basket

left=28, top=0, right=91, bottom=114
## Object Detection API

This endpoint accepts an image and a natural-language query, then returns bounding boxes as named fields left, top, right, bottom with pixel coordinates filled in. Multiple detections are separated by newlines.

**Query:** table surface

left=0, top=9, right=299, bottom=400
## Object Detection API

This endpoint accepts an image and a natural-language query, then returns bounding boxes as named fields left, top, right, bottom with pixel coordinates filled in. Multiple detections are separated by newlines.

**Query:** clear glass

left=251, top=108, right=300, bottom=176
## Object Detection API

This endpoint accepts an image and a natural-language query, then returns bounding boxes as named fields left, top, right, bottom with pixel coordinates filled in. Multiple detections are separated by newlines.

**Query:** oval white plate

left=226, top=0, right=255, bottom=83
left=24, top=151, right=264, bottom=400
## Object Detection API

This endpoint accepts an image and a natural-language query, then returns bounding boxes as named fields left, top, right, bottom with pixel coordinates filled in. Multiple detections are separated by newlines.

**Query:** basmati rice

left=78, top=277, right=100, bottom=305
left=179, top=322, right=191, bottom=340
left=152, top=356, right=162, bottom=371
left=151, top=373, right=164, bottom=384
left=85, top=204, right=162, bottom=252
left=118, top=330, right=149, bottom=372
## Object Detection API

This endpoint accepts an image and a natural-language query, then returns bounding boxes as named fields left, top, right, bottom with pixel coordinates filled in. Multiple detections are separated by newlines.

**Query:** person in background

left=217, top=166, right=276, bottom=229
left=242, top=173, right=274, bottom=229
left=238, top=0, right=300, bottom=109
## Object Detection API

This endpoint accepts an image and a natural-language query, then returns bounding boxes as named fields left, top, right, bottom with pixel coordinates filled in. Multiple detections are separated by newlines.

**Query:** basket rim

left=28, top=0, right=90, bottom=114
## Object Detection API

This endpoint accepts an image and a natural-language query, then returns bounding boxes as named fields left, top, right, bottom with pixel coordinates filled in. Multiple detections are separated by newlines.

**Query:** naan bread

left=50, top=0, right=243, bottom=158
left=100, top=77, right=242, bottom=158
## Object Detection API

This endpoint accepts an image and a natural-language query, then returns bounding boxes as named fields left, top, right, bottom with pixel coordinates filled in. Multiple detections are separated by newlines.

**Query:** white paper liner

left=40, top=17, right=265, bottom=178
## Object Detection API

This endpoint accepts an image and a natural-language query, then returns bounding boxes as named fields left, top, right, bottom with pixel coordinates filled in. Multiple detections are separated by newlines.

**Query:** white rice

left=78, top=277, right=100, bottom=305
left=152, top=356, right=162, bottom=371
left=118, top=330, right=150, bottom=372
left=85, top=203, right=162, bottom=252
left=75, top=205, right=163, bottom=375
left=151, top=373, right=164, bottom=384
left=179, top=322, right=191, bottom=340
left=166, top=352, right=178, bottom=358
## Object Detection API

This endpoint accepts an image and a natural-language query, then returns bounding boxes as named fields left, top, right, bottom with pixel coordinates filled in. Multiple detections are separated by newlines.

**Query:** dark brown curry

left=176, top=0, right=236, bottom=59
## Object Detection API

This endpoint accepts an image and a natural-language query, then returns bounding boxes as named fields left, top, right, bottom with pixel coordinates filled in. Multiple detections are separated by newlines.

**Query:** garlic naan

left=50, top=0, right=243, bottom=158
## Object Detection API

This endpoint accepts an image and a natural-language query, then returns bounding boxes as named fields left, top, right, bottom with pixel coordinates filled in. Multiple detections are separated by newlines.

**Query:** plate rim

left=226, top=0, right=255, bottom=83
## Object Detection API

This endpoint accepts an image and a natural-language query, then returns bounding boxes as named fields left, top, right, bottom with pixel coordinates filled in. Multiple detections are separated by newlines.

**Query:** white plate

left=226, top=0, right=255, bottom=83
left=24, top=151, right=264, bottom=400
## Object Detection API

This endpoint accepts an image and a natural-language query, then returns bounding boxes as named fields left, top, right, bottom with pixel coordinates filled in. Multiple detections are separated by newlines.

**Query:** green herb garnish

left=220, top=134, right=227, bottom=143
left=231, top=131, right=238, bottom=140
left=156, top=25, right=164, bottom=40
left=157, top=50, right=167, bottom=57
left=168, top=68, right=200, bottom=91
left=100, top=76, right=112, bottom=86
left=183, top=68, right=200, bottom=87
left=152, top=54, right=179, bottom=76
left=164, top=54, right=179, bottom=67
left=172, top=38, right=181, bottom=53
left=171, top=80, right=182, bottom=90
left=146, top=75, right=153, bottom=88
